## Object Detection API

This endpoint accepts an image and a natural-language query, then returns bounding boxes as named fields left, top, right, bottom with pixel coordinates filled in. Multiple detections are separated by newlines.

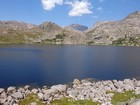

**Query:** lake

left=0, top=45, right=140, bottom=87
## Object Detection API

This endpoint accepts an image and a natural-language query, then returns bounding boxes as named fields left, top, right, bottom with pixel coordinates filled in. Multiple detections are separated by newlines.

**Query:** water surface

left=0, top=45, right=140, bottom=87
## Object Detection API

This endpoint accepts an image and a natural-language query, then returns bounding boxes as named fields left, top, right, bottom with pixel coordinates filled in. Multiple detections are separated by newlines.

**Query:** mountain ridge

left=0, top=11, right=140, bottom=46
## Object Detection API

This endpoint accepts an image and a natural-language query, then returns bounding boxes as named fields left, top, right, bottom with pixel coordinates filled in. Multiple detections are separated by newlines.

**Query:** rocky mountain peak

left=39, top=21, right=62, bottom=31
left=66, top=24, right=88, bottom=31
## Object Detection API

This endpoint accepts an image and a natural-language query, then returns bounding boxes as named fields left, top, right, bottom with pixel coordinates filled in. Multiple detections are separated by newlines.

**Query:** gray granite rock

left=43, top=88, right=58, bottom=95
left=7, top=87, right=16, bottom=93
left=73, top=79, right=81, bottom=85
left=51, top=84, right=67, bottom=92
left=37, top=93, right=44, bottom=100
left=31, top=88, right=38, bottom=93
left=12, top=92, right=23, bottom=99
left=130, top=99, right=140, bottom=105
left=24, top=85, right=30, bottom=90
left=0, top=88, right=4, bottom=94
left=30, top=102, right=37, bottom=105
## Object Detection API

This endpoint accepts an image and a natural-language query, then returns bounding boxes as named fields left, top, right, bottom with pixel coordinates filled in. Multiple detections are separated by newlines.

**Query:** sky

left=0, top=0, right=140, bottom=28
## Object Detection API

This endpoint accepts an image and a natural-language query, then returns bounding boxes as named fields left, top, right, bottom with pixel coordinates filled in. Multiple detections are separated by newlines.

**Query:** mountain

left=0, top=11, right=140, bottom=46
left=66, top=24, right=88, bottom=31
left=0, top=21, right=85, bottom=44
left=39, top=22, right=85, bottom=44
left=85, top=11, right=140, bottom=46
left=0, top=20, right=36, bottom=30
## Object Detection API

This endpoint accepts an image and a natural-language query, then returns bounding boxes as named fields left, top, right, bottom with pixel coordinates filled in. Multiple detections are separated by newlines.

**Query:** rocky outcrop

left=66, top=24, right=88, bottom=31
left=85, top=11, right=140, bottom=46
left=39, top=22, right=86, bottom=44
left=1, top=79, right=140, bottom=105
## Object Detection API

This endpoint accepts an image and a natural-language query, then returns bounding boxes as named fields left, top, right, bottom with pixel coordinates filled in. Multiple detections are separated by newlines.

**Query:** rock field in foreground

left=1, top=78, right=140, bottom=105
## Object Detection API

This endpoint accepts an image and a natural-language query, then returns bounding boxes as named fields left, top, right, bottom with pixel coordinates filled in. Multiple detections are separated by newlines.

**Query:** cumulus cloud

left=65, top=0, right=93, bottom=16
left=42, top=0, right=63, bottom=10
left=96, top=7, right=103, bottom=12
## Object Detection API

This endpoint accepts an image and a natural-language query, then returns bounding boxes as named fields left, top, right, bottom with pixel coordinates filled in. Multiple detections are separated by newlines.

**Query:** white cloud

left=66, top=0, right=93, bottom=16
left=42, top=0, right=63, bottom=11
left=99, top=0, right=105, bottom=2
left=92, top=16, right=99, bottom=19
left=96, top=7, right=103, bottom=12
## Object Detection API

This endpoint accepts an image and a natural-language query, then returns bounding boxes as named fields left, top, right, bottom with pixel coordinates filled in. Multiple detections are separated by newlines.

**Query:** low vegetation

left=109, top=91, right=140, bottom=105
left=19, top=94, right=100, bottom=105
left=19, top=94, right=45, bottom=105
left=112, top=37, right=140, bottom=46
left=19, top=91, right=140, bottom=105
left=49, top=98, right=100, bottom=105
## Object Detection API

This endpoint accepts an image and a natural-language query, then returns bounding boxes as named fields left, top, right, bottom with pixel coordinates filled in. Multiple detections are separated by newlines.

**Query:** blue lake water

left=0, top=45, right=140, bottom=87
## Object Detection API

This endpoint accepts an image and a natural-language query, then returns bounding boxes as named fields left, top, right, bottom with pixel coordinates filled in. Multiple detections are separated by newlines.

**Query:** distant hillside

left=0, top=11, right=140, bottom=46
left=85, top=11, right=140, bottom=46
left=0, top=21, right=85, bottom=44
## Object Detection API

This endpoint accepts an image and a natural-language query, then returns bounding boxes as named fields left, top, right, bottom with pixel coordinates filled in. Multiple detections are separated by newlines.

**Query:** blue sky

left=0, top=0, right=140, bottom=28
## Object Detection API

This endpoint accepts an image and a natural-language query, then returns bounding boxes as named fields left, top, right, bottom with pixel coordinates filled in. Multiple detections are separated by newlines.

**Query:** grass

left=110, top=91, right=140, bottom=105
left=19, top=93, right=45, bottom=105
left=19, top=91, right=140, bottom=105
left=19, top=94, right=100, bottom=105
left=0, top=29, right=43, bottom=44
left=49, top=98, right=100, bottom=105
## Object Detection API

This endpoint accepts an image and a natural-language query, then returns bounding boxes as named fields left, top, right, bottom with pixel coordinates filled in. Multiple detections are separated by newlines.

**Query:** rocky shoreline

left=1, top=78, right=140, bottom=105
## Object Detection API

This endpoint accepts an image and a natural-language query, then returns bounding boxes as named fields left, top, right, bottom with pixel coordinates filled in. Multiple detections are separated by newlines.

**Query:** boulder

left=30, top=102, right=37, bottom=105
left=130, top=99, right=140, bottom=105
left=51, top=84, right=67, bottom=92
left=37, top=93, right=44, bottom=100
left=73, top=79, right=81, bottom=85
left=31, top=88, right=38, bottom=93
left=0, top=98, right=6, bottom=104
left=24, top=85, right=30, bottom=90
left=135, top=87, right=140, bottom=94
left=13, top=104, right=18, bottom=105
left=43, top=88, right=58, bottom=95
left=43, top=94, right=50, bottom=101
left=0, top=88, right=4, bottom=94
left=18, top=88, right=25, bottom=93
left=12, top=92, right=23, bottom=99
left=7, top=87, right=16, bottom=93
